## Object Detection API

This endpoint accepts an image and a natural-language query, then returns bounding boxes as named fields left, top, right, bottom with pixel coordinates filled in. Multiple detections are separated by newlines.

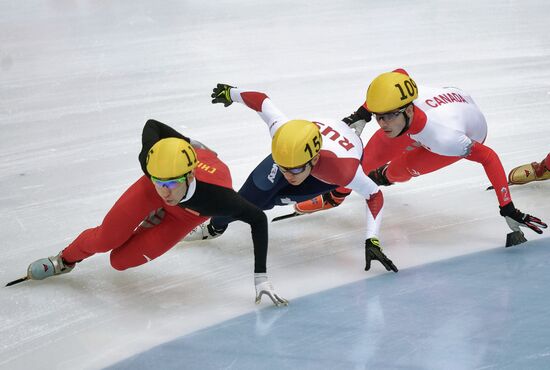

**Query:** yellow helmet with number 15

left=365, top=69, right=418, bottom=113
left=271, top=120, right=322, bottom=168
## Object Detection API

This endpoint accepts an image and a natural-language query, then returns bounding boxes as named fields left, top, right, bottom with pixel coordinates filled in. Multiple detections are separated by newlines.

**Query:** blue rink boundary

left=107, top=238, right=550, bottom=370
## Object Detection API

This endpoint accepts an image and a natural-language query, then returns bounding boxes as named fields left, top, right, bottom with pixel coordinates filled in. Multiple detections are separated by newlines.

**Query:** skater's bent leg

left=110, top=207, right=207, bottom=270
left=62, top=176, right=164, bottom=263
left=386, top=148, right=461, bottom=183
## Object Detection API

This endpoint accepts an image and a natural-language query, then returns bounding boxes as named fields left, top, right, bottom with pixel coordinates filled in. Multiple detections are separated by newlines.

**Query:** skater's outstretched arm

left=211, top=83, right=289, bottom=137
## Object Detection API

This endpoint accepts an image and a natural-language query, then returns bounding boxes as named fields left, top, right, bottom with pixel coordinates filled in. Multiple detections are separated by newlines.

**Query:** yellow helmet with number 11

left=146, top=137, right=198, bottom=179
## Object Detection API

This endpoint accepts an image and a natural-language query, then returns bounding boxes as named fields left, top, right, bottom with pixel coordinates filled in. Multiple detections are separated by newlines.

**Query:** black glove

left=139, top=208, right=165, bottom=229
left=211, top=83, right=235, bottom=107
left=365, top=238, right=398, bottom=272
left=342, top=105, right=372, bottom=125
left=342, top=105, right=372, bottom=136
left=368, top=164, right=393, bottom=186
left=499, top=202, right=547, bottom=234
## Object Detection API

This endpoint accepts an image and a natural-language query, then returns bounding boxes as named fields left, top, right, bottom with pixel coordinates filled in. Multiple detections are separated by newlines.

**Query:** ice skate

left=508, top=160, right=550, bottom=185
left=183, top=222, right=225, bottom=241
left=294, top=190, right=347, bottom=215
left=27, top=252, right=75, bottom=281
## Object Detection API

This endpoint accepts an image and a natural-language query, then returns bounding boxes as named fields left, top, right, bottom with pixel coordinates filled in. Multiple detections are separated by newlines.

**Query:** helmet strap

left=178, top=173, right=193, bottom=203
left=396, top=105, right=412, bottom=137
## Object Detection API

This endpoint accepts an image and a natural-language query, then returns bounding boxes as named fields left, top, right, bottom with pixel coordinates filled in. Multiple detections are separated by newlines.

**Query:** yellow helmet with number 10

left=365, top=69, right=418, bottom=113
left=146, top=137, right=198, bottom=179
left=272, top=120, right=322, bottom=168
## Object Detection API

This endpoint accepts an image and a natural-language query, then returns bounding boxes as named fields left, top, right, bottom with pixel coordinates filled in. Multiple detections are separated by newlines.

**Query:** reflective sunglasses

left=151, top=173, right=189, bottom=189
left=278, top=162, right=311, bottom=175
left=375, top=107, right=407, bottom=122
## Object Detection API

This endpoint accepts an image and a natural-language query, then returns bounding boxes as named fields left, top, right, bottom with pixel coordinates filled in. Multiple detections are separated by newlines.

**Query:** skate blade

left=271, top=212, right=304, bottom=222
left=6, top=276, right=29, bottom=287
left=486, top=182, right=513, bottom=191
left=505, top=231, right=527, bottom=247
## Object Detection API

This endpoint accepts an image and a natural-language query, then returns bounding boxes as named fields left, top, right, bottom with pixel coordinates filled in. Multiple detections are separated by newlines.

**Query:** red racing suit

left=62, top=120, right=268, bottom=272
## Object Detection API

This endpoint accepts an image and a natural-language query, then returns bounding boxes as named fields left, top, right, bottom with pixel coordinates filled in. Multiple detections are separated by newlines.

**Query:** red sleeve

left=240, top=92, right=269, bottom=112
left=311, top=150, right=361, bottom=186
left=466, top=142, right=511, bottom=207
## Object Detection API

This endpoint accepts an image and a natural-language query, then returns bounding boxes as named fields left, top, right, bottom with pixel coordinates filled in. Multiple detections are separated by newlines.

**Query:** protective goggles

left=277, top=161, right=311, bottom=175
left=151, top=173, right=189, bottom=189
left=374, top=107, right=407, bottom=122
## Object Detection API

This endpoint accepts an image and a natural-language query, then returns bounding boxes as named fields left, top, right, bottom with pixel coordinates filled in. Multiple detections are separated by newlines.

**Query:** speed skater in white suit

left=295, top=69, right=547, bottom=247
left=185, top=83, right=397, bottom=273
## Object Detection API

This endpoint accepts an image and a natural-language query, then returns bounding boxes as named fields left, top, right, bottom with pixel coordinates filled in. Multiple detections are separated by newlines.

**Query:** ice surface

left=1, top=1, right=549, bottom=369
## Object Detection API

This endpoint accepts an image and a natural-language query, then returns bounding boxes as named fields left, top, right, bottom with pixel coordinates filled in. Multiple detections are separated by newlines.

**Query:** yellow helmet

left=365, top=69, right=418, bottom=113
left=146, top=137, right=197, bottom=179
left=272, top=120, right=322, bottom=168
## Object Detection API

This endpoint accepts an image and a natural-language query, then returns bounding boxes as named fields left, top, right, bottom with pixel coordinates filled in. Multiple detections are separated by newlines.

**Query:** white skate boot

left=27, top=252, right=75, bottom=281
left=183, top=222, right=225, bottom=242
